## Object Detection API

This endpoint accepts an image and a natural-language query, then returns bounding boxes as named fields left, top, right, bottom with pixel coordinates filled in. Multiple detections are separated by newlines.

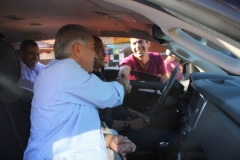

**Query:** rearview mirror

left=152, top=25, right=171, bottom=44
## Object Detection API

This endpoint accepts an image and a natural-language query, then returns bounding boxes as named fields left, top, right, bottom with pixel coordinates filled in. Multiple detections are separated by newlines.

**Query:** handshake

left=116, top=74, right=132, bottom=94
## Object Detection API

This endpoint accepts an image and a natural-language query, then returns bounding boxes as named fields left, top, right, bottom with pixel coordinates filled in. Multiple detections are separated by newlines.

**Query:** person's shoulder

left=164, top=58, right=170, bottom=62
left=123, top=53, right=134, bottom=60
left=64, top=58, right=80, bottom=68
left=49, top=58, right=75, bottom=67
left=148, top=52, right=163, bottom=59
left=34, top=62, right=45, bottom=71
left=20, top=60, right=27, bottom=67
left=19, top=61, right=30, bottom=72
left=120, top=53, right=134, bottom=65
left=36, top=62, right=45, bottom=67
left=148, top=52, right=161, bottom=56
left=164, top=59, right=171, bottom=65
left=42, top=59, right=70, bottom=71
left=63, top=58, right=86, bottom=73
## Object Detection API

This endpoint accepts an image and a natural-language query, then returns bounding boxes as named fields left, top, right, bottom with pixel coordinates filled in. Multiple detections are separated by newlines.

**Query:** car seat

left=0, top=39, right=33, bottom=159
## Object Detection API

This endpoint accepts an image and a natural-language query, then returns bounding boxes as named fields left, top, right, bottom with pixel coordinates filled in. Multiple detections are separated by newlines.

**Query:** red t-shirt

left=120, top=52, right=166, bottom=80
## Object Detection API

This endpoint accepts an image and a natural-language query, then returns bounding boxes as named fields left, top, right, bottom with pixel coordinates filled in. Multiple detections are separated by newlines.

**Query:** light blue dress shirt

left=17, top=60, right=45, bottom=90
left=24, top=58, right=124, bottom=160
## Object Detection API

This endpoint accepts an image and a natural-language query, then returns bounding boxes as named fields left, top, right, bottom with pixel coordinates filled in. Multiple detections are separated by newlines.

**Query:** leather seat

left=0, top=39, right=33, bottom=159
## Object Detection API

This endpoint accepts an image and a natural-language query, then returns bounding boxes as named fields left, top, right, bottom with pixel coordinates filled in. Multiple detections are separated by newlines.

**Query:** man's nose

left=135, top=42, right=140, bottom=48
left=102, top=51, right=106, bottom=57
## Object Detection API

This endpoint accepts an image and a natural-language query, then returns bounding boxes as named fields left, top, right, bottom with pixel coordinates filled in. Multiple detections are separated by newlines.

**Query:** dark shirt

left=92, top=70, right=129, bottom=128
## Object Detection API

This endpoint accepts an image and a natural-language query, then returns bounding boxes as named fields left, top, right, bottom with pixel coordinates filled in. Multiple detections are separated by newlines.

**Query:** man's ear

left=146, top=40, right=150, bottom=47
left=71, top=43, right=82, bottom=58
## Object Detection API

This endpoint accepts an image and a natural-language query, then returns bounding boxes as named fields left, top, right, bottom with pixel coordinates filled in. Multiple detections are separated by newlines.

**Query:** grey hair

left=54, top=24, right=91, bottom=59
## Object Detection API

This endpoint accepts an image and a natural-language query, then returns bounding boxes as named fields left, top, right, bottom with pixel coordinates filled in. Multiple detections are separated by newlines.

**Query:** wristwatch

left=123, top=121, right=131, bottom=131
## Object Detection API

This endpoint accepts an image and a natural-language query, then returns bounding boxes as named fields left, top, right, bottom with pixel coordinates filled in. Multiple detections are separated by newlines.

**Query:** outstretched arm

left=116, top=73, right=131, bottom=94
left=159, top=73, right=169, bottom=83
left=118, top=65, right=131, bottom=79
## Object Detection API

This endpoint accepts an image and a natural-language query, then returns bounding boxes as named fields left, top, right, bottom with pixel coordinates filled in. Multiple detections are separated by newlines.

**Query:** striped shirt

left=24, top=58, right=124, bottom=160
left=17, top=61, right=45, bottom=90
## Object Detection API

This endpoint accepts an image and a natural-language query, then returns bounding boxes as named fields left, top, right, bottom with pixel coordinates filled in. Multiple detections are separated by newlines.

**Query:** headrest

left=0, top=39, right=21, bottom=89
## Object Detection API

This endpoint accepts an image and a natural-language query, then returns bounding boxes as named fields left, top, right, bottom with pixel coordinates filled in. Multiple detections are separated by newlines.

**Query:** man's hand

left=116, top=74, right=132, bottom=94
left=127, top=108, right=151, bottom=127
left=128, top=118, right=146, bottom=129
left=158, top=73, right=169, bottom=83
left=105, top=134, right=136, bottom=160
left=136, top=112, right=151, bottom=126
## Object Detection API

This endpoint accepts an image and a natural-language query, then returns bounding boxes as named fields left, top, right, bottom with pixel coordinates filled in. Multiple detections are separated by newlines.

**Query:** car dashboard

left=180, top=72, right=240, bottom=160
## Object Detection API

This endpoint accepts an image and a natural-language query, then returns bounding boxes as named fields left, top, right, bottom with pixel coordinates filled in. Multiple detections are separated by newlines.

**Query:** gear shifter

left=158, top=142, right=169, bottom=160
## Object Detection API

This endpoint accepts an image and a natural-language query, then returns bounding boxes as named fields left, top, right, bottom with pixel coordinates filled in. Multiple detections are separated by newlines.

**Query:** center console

left=181, top=91, right=207, bottom=142
left=179, top=72, right=240, bottom=160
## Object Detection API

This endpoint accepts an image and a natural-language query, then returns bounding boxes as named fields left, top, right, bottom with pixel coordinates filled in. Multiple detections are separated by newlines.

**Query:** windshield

left=183, top=30, right=238, bottom=59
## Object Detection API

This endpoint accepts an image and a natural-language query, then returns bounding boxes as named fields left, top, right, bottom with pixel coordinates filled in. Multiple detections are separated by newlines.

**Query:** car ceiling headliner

left=0, top=0, right=240, bottom=46
left=0, top=0, right=154, bottom=43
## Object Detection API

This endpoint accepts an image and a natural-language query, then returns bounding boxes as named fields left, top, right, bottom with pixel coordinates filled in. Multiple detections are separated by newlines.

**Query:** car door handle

left=138, top=88, right=161, bottom=94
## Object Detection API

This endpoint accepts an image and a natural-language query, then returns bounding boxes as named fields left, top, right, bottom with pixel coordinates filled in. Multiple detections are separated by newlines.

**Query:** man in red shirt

left=119, top=38, right=169, bottom=83
left=164, top=49, right=182, bottom=81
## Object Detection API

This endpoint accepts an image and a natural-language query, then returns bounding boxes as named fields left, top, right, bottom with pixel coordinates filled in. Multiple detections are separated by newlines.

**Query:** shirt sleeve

left=62, top=60, right=124, bottom=109
left=38, top=62, right=45, bottom=69
left=17, top=63, right=35, bottom=90
left=119, top=54, right=133, bottom=68
left=36, top=62, right=45, bottom=74
left=158, top=55, right=167, bottom=75
left=164, top=60, right=172, bottom=73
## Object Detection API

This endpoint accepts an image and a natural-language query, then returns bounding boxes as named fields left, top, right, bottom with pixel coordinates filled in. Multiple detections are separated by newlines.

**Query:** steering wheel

left=154, top=67, right=179, bottom=116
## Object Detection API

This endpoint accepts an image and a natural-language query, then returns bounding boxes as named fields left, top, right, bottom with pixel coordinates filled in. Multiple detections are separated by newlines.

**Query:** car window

left=103, top=38, right=130, bottom=69
left=14, top=37, right=167, bottom=68
left=101, top=37, right=167, bottom=69
left=21, top=37, right=183, bottom=81
left=36, top=37, right=185, bottom=81
left=183, top=30, right=238, bottom=59
left=37, top=40, right=55, bottom=65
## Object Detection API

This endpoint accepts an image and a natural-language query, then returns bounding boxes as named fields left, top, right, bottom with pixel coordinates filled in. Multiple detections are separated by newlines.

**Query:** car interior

left=0, top=0, right=240, bottom=160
